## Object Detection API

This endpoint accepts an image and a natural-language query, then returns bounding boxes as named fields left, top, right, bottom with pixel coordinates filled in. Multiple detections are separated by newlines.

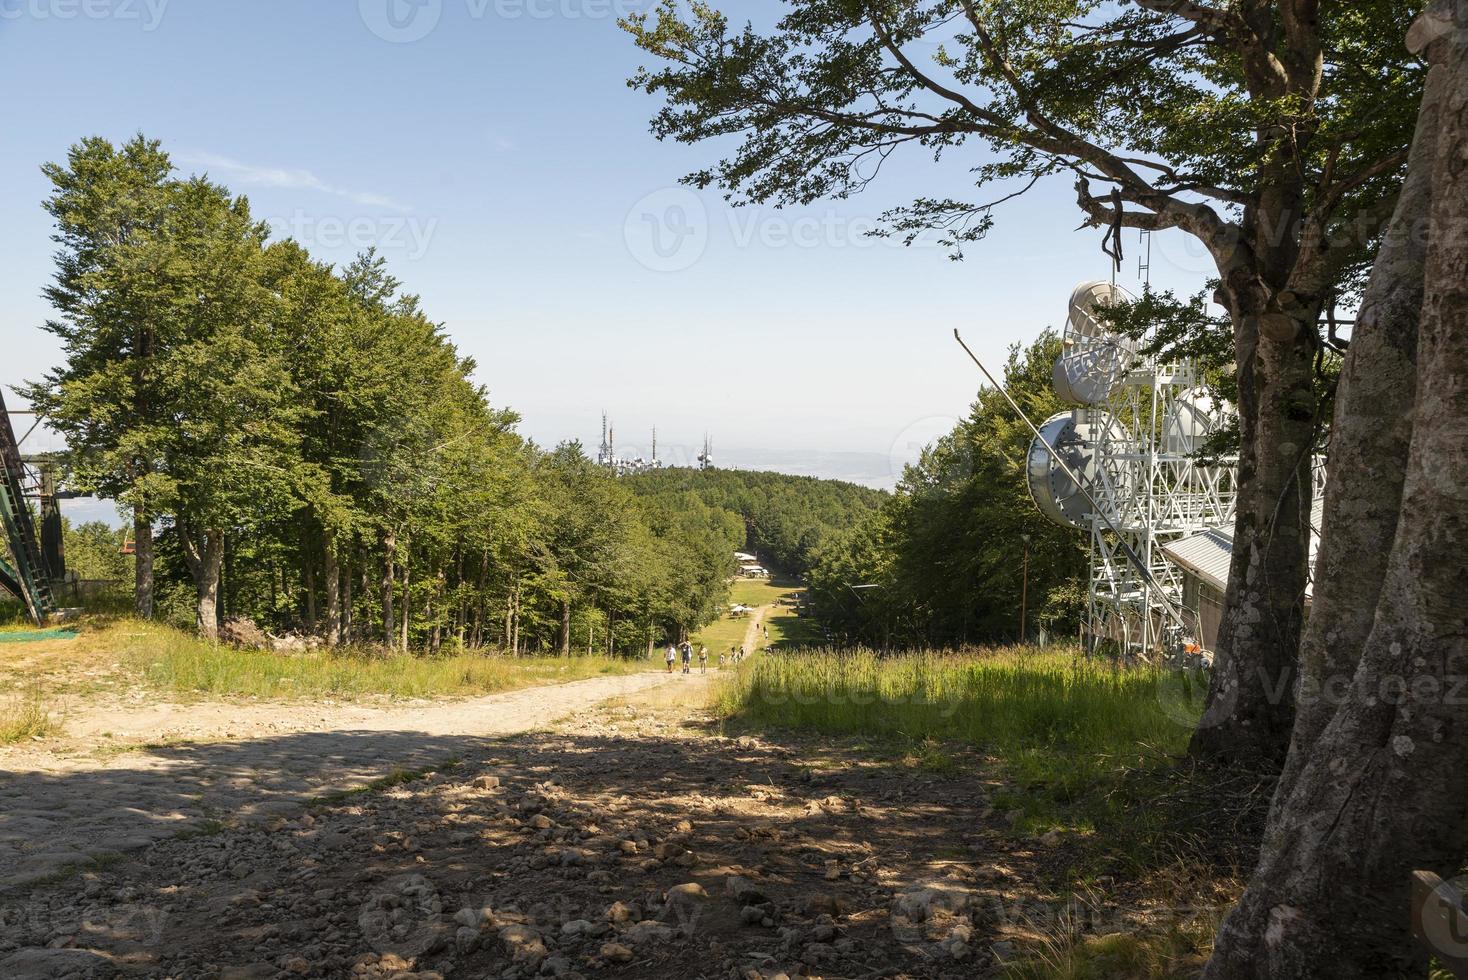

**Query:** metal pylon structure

left=1080, top=360, right=1236, bottom=655
left=1025, top=281, right=1235, bottom=658
left=0, top=392, right=56, bottom=624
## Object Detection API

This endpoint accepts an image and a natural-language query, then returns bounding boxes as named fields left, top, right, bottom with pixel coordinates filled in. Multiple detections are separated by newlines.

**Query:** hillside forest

left=17, top=135, right=891, bottom=653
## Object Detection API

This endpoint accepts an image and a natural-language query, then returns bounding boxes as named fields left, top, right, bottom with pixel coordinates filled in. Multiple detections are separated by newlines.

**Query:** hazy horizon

left=1, top=0, right=1218, bottom=516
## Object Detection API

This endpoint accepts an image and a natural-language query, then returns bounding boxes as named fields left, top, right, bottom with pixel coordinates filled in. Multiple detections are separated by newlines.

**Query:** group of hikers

left=663, top=640, right=758, bottom=674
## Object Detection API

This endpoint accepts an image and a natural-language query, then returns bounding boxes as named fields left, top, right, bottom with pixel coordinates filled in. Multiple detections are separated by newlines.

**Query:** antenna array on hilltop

left=1024, top=281, right=1238, bottom=657
left=598, top=411, right=666, bottom=476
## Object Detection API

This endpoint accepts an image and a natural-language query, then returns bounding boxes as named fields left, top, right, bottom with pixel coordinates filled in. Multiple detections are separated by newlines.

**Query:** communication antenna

left=1051, top=281, right=1139, bottom=405
left=0, top=393, right=57, bottom=624
left=952, top=330, right=1186, bottom=635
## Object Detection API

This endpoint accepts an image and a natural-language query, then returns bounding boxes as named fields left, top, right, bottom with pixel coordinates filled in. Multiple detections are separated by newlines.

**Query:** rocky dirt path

left=0, top=668, right=1082, bottom=980
left=0, top=671, right=682, bottom=890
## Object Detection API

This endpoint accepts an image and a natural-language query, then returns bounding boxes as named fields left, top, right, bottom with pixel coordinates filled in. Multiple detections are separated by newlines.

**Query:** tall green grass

left=714, top=647, right=1203, bottom=832
left=0, top=686, right=63, bottom=743
left=114, top=622, right=652, bottom=700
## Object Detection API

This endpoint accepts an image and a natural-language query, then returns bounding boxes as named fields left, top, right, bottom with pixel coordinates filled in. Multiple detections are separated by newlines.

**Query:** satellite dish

left=1025, top=411, right=1123, bottom=529
left=1052, top=281, right=1139, bottom=405
left=1162, top=387, right=1233, bottom=455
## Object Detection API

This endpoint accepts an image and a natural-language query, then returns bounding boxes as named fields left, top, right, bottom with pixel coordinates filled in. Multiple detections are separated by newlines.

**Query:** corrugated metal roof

left=1163, top=495, right=1328, bottom=602
left=1162, top=529, right=1234, bottom=592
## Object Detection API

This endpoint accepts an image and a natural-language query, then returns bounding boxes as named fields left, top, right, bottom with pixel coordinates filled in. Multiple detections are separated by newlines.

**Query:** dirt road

left=0, top=659, right=1077, bottom=979
left=0, top=671, right=685, bottom=890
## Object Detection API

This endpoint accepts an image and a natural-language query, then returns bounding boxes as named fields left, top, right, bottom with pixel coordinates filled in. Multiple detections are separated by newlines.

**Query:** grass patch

left=711, top=647, right=1238, bottom=854
left=712, top=647, right=1261, bottom=976
left=693, top=576, right=818, bottom=655
left=0, top=685, right=64, bottom=743
left=99, top=620, right=652, bottom=701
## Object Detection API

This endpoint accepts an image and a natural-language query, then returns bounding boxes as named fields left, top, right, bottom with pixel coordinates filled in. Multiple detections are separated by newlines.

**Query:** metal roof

left=1161, top=495, right=1328, bottom=602
left=1161, top=529, right=1234, bottom=593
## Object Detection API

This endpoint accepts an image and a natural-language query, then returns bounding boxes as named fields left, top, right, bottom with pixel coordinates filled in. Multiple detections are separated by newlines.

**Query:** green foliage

left=805, top=332, right=1087, bottom=647
left=60, top=519, right=131, bottom=585
left=714, top=646, right=1197, bottom=840
left=624, top=468, right=885, bottom=575
left=24, top=135, right=751, bottom=653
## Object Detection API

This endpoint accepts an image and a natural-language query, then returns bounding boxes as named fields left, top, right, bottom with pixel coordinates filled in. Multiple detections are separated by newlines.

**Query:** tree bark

left=303, top=554, right=317, bottom=632
left=342, top=549, right=354, bottom=644
left=132, top=505, right=154, bottom=619
left=179, top=522, right=225, bottom=641
left=399, top=530, right=411, bottom=653
left=1190, top=283, right=1319, bottom=764
left=561, top=598, right=572, bottom=657
left=1273, top=43, right=1438, bottom=803
left=381, top=527, right=396, bottom=646
left=323, top=530, right=340, bottom=647
left=1205, top=15, right=1466, bottom=973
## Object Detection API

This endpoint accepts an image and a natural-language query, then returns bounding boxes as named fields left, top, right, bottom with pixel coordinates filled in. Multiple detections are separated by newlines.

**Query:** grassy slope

left=691, top=577, right=825, bottom=656
left=711, top=647, right=1255, bottom=977
left=0, top=619, right=655, bottom=704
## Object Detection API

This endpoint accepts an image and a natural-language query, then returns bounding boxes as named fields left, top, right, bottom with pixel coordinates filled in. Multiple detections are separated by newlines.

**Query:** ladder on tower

left=0, top=392, right=54, bottom=625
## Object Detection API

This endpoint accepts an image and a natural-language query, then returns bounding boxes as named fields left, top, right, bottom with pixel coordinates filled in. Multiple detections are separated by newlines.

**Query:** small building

left=1160, top=528, right=1233, bottom=653
left=1161, top=499, right=1323, bottom=653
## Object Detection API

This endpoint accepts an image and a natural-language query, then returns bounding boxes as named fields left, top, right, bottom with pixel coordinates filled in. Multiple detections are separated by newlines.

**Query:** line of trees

left=24, top=135, right=742, bottom=654
left=624, top=467, right=886, bottom=576
left=804, top=333, right=1088, bottom=648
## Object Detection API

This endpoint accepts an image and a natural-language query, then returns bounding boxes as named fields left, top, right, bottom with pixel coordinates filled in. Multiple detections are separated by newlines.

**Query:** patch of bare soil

left=0, top=676, right=1123, bottom=980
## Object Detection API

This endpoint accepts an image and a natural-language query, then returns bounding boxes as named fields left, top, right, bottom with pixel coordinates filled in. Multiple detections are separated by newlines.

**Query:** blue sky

left=0, top=0, right=1216, bottom=513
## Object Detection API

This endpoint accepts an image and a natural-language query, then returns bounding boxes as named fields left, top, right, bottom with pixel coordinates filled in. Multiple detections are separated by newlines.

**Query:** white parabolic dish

left=1051, top=281, right=1139, bottom=406
left=1026, top=411, right=1123, bottom=530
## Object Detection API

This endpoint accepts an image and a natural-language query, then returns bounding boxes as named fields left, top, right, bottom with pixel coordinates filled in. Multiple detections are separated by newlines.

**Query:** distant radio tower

left=598, top=413, right=664, bottom=475
left=698, top=433, right=714, bottom=470
left=598, top=412, right=613, bottom=470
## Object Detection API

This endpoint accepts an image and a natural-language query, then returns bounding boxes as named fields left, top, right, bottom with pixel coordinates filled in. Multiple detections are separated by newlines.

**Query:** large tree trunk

left=560, top=598, right=572, bottom=657
left=1205, top=17, right=1465, bottom=973
left=1190, top=282, right=1318, bottom=765
left=342, top=549, right=353, bottom=644
left=399, top=530, right=411, bottom=653
left=179, top=522, right=225, bottom=641
left=323, top=530, right=340, bottom=647
left=1272, top=40, right=1438, bottom=804
left=132, top=505, right=154, bottom=619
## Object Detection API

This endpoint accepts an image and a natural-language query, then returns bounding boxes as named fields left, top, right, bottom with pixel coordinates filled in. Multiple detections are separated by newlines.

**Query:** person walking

left=698, top=646, right=708, bottom=673
left=665, top=644, right=677, bottom=673
left=681, top=642, right=693, bottom=674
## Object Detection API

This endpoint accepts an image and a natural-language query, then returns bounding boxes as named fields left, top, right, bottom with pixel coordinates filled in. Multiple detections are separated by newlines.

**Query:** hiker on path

left=681, top=642, right=693, bottom=674
left=665, top=644, right=676, bottom=673
left=698, top=646, right=708, bottom=673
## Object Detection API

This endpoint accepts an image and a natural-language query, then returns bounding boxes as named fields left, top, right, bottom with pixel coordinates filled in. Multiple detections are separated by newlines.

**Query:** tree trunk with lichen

left=1189, top=283, right=1318, bottom=764
left=1205, top=12, right=1468, bottom=973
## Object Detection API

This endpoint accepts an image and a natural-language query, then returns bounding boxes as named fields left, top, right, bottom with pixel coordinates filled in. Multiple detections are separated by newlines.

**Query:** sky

left=0, top=0, right=1218, bottom=521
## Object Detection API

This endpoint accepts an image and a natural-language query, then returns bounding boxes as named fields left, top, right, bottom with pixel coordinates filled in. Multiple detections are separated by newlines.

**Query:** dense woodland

left=16, top=135, right=884, bottom=655
left=623, top=468, right=884, bottom=576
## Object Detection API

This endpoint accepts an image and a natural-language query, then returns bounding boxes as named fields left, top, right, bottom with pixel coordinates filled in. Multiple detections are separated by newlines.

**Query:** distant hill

left=624, top=468, right=886, bottom=576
